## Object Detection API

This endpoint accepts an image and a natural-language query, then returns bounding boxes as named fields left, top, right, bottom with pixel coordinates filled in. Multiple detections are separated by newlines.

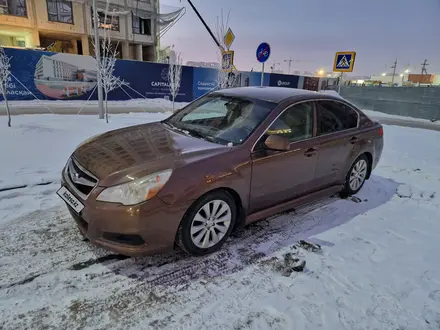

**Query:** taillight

left=378, top=126, right=384, bottom=136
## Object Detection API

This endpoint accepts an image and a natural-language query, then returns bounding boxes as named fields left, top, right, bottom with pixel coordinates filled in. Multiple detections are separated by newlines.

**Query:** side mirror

left=264, top=135, right=290, bottom=151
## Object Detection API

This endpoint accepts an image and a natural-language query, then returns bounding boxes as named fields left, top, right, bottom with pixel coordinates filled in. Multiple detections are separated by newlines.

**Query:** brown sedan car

left=58, top=87, right=383, bottom=256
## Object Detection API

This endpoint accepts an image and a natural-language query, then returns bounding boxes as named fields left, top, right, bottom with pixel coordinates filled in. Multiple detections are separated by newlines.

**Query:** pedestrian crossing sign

left=333, top=51, right=356, bottom=72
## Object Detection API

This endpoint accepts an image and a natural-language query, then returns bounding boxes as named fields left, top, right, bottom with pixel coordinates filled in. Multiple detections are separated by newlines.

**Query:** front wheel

left=342, top=154, right=369, bottom=196
left=176, top=190, right=237, bottom=256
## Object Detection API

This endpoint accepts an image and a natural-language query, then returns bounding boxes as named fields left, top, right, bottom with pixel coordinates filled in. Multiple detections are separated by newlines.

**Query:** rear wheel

left=176, top=190, right=237, bottom=256
left=342, top=154, right=369, bottom=196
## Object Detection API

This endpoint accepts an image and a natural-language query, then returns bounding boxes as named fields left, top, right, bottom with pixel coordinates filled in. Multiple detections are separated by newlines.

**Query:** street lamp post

left=92, top=0, right=104, bottom=119
left=284, top=57, right=293, bottom=74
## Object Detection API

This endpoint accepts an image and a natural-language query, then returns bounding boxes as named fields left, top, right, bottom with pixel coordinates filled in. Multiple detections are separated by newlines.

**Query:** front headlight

left=96, top=170, right=173, bottom=205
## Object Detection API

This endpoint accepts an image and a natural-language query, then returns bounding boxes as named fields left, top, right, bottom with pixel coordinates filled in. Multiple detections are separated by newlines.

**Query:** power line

left=390, top=58, right=397, bottom=86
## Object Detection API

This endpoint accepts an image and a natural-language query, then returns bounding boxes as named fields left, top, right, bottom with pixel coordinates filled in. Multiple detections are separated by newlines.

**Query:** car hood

left=73, top=122, right=229, bottom=186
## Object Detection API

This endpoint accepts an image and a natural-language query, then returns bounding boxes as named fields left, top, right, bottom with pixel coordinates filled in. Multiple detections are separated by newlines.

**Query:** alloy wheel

left=190, top=200, right=232, bottom=249
left=349, top=159, right=367, bottom=191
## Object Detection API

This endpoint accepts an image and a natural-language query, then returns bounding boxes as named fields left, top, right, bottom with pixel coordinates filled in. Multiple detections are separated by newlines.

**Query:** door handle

left=350, top=136, right=359, bottom=144
left=304, top=148, right=317, bottom=157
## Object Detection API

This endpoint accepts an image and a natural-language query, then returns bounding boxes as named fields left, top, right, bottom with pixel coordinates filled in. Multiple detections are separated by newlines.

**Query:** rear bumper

left=61, top=174, right=191, bottom=257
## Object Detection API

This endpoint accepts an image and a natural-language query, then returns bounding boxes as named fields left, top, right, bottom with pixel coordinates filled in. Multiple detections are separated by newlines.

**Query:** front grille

left=66, top=158, right=98, bottom=198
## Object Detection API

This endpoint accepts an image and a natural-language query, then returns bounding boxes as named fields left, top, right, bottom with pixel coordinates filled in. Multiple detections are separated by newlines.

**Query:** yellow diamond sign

left=224, top=28, right=235, bottom=50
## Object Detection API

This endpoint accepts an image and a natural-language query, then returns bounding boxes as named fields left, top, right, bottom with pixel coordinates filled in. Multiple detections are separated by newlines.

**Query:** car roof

left=212, top=86, right=342, bottom=104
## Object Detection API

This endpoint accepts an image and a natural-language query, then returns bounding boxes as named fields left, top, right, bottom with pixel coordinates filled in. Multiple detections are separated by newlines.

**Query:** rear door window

left=316, top=101, right=358, bottom=135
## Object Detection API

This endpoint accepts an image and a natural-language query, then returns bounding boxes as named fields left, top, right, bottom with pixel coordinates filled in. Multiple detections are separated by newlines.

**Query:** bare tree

left=214, top=9, right=235, bottom=89
left=167, top=47, right=182, bottom=111
left=0, top=48, right=12, bottom=127
left=92, top=2, right=126, bottom=123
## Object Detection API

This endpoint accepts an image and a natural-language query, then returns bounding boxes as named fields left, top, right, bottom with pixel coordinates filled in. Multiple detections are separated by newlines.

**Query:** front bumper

left=61, top=171, right=190, bottom=257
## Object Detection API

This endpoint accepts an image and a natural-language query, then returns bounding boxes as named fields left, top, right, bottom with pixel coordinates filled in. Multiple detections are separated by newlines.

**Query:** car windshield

left=163, top=93, right=276, bottom=146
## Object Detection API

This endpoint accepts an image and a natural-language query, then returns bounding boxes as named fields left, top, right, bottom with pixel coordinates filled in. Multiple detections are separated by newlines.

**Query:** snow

left=363, top=110, right=440, bottom=125
left=1, top=113, right=440, bottom=329
left=4, top=98, right=188, bottom=114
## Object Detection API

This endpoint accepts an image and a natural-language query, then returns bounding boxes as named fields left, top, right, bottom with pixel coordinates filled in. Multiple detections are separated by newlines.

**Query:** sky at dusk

left=161, top=0, right=440, bottom=76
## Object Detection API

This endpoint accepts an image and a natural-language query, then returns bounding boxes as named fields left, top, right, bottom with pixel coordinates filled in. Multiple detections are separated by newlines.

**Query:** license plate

left=57, top=186, right=84, bottom=213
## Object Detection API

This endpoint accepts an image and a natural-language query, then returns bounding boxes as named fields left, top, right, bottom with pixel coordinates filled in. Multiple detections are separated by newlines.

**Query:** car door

left=313, top=100, right=360, bottom=189
left=249, top=101, right=318, bottom=213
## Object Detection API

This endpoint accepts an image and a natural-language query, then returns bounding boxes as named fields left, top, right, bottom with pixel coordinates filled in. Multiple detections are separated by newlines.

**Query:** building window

left=0, top=0, right=27, bottom=17
left=91, top=9, right=119, bottom=31
left=47, top=0, right=73, bottom=24
left=16, top=39, right=26, bottom=47
left=132, top=13, right=151, bottom=35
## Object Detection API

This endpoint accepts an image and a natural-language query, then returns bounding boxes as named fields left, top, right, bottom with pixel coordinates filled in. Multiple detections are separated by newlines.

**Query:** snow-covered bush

left=92, top=2, right=126, bottom=123
left=168, top=48, right=182, bottom=111
left=0, top=48, right=12, bottom=127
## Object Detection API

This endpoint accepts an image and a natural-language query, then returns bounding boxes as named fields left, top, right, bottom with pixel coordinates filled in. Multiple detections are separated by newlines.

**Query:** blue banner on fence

left=234, top=71, right=270, bottom=87
left=0, top=48, right=327, bottom=103
left=112, top=60, right=193, bottom=102
left=0, top=48, right=194, bottom=102
left=269, top=73, right=300, bottom=89
left=193, top=67, right=218, bottom=99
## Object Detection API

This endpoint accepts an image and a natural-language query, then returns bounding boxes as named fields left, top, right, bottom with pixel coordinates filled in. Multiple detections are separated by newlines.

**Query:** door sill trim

left=245, top=185, right=343, bottom=224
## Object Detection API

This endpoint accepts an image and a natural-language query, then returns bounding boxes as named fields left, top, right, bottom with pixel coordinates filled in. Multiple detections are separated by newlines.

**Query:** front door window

left=267, top=102, right=314, bottom=142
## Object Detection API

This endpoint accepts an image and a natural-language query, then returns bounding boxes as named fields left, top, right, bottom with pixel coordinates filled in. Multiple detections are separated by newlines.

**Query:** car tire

left=341, top=154, right=369, bottom=196
left=176, top=190, right=237, bottom=256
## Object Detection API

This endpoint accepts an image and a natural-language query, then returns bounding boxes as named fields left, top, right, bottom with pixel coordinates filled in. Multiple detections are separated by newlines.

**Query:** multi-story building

left=0, top=0, right=160, bottom=62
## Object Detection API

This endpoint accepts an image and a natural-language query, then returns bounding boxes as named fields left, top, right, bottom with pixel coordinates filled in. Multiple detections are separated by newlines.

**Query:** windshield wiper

left=163, top=121, right=190, bottom=135
left=185, top=128, right=217, bottom=143
left=164, top=122, right=217, bottom=143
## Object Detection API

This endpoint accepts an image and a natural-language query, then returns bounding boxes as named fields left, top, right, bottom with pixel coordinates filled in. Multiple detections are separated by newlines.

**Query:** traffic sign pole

left=338, top=72, right=343, bottom=94
left=261, top=63, right=264, bottom=86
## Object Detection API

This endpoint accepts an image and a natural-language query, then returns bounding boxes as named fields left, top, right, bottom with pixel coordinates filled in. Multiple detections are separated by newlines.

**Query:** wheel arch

left=363, top=151, right=373, bottom=179
left=198, top=187, right=246, bottom=231
left=175, top=187, right=246, bottom=243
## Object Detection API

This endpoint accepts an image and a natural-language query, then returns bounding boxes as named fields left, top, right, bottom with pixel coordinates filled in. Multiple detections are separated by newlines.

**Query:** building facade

left=0, top=0, right=158, bottom=62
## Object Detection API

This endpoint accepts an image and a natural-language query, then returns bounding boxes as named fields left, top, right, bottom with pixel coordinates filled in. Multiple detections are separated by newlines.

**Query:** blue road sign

left=256, top=42, right=271, bottom=63
left=333, top=51, right=356, bottom=72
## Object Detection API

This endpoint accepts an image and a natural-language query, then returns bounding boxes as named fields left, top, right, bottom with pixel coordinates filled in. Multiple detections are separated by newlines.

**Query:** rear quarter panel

left=344, top=124, right=383, bottom=178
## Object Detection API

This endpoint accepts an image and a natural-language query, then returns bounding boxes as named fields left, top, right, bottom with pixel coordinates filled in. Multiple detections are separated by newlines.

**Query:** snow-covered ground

left=5, top=93, right=439, bottom=126
left=4, top=98, right=188, bottom=115
left=1, top=112, right=440, bottom=329
left=5, top=98, right=188, bottom=110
